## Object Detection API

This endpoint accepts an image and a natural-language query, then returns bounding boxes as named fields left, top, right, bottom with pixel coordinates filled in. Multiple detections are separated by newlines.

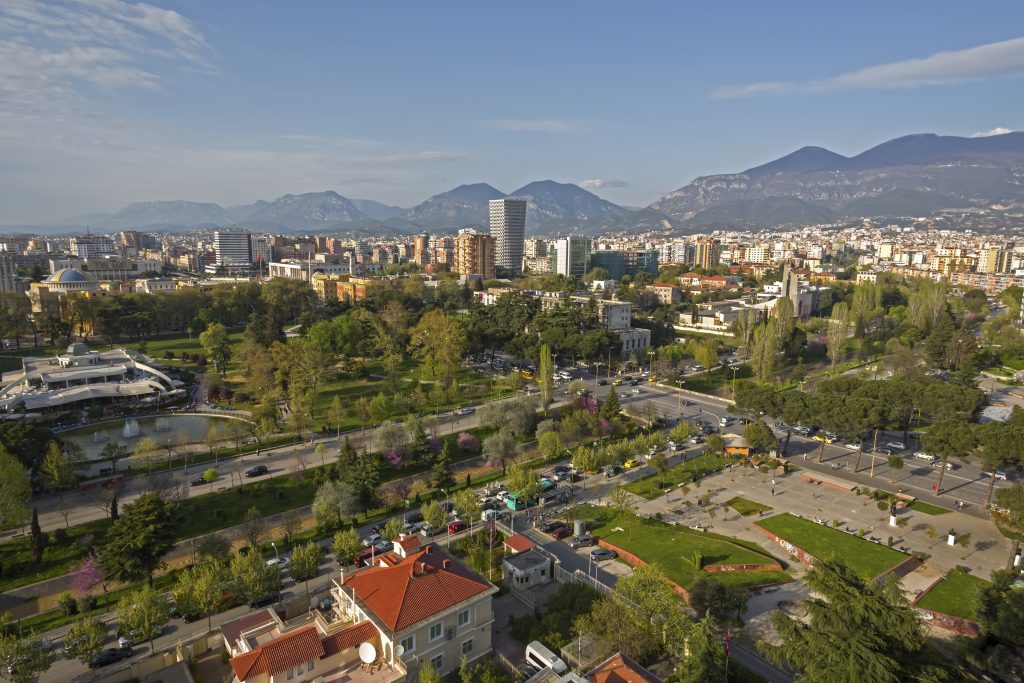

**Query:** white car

left=913, top=451, right=936, bottom=463
left=631, top=388, right=642, bottom=394
left=362, top=533, right=382, bottom=547
left=454, top=407, right=474, bottom=416
left=995, top=470, right=1009, bottom=481
left=495, top=490, right=509, bottom=502
left=266, top=556, right=289, bottom=569
left=885, top=441, right=906, bottom=451
left=843, top=442, right=862, bottom=450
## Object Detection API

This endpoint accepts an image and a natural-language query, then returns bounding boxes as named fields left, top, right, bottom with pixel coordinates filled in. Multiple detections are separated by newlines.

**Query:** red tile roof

left=396, top=536, right=422, bottom=553
left=321, top=621, right=378, bottom=657
left=229, top=626, right=325, bottom=681
left=588, top=653, right=662, bottom=683
left=503, top=534, right=536, bottom=553
left=342, top=544, right=493, bottom=631
left=221, top=609, right=276, bottom=651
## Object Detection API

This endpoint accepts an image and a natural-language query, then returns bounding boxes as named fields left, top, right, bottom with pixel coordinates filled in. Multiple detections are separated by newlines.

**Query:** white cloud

left=712, top=36, right=1024, bottom=99
left=579, top=178, right=629, bottom=189
left=970, top=127, right=1015, bottom=137
left=483, top=119, right=583, bottom=134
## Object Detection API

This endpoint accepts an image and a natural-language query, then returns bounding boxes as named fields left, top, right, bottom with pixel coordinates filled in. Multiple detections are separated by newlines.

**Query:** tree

left=758, top=559, right=930, bottom=683
left=408, top=309, right=467, bottom=384
left=887, top=455, right=904, bottom=484
left=134, top=436, right=160, bottom=469
left=750, top=320, right=779, bottom=383
left=0, top=445, right=30, bottom=530
left=99, top=493, right=177, bottom=584
left=99, top=441, right=131, bottom=472
left=704, top=433, right=725, bottom=458
left=229, top=550, right=281, bottom=605
left=199, top=322, right=231, bottom=375
left=368, top=392, right=390, bottom=425
left=0, top=619, right=55, bottom=683
left=354, top=396, right=372, bottom=431
left=539, top=430, right=563, bottom=460
left=572, top=445, right=597, bottom=474
left=453, top=490, right=481, bottom=529
left=689, top=576, right=747, bottom=624
left=506, top=461, right=540, bottom=499
left=418, top=662, right=442, bottom=683
left=669, top=421, right=696, bottom=445
left=826, top=302, right=850, bottom=373
left=599, top=389, right=621, bottom=420
left=116, top=583, right=170, bottom=653
left=196, top=534, right=231, bottom=564
left=692, top=338, right=718, bottom=375
left=743, top=420, right=778, bottom=453
left=62, top=617, right=107, bottom=668
left=422, top=500, right=449, bottom=535
left=281, top=509, right=302, bottom=547
left=39, top=440, right=77, bottom=491
left=29, top=508, right=45, bottom=565
left=373, top=420, right=409, bottom=456
left=243, top=506, right=267, bottom=549
left=310, top=479, right=359, bottom=531
left=289, top=541, right=323, bottom=598
left=538, top=343, right=554, bottom=409
left=482, top=429, right=516, bottom=467
left=671, top=612, right=727, bottom=683
left=173, top=561, right=224, bottom=631
left=332, top=527, right=363, bottom=567
left=382, top=517, right=405, bottom=543
left=432, top=442, right=455, bottom=489
left=650, top=450, right=670, bottom=490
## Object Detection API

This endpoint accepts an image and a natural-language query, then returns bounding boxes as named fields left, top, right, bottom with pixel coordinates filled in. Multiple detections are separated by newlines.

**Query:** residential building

left=587, top=652, right=663, bottom=682
left=588, top=250, right=658, bottom=281
left=414, top=233, right=431, bottom=265
left=214, top=229, right=253, bottom=272
left=0, top=251, right=20, bottom=293
left=856, top=270, right=878, bottom=283
left=553, top=237, right=593, bottom=277
left=332, top=542, right=498, bottom=678
left=695, top=238, right=720, bottom=269
left=135, top=278, right=175, bottom=294
left=503, top=547, right=552, bottom=590
left=524, top=238, right=548, bottom=258
left=70, top=235, right=114, bottom=258
left=454, top=231, right=496, bottom=279
left=49, top=256, right=162, bottom=281
left=489, top=197, right=527, bottom=274
left=647, top=283, right=682, bottom=305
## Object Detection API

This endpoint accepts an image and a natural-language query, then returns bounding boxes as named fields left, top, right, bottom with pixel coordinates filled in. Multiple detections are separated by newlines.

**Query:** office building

left=553, top=237, right=592, bottom=277
left=454, top=231, right=496, bottom=279
left=589, top=249, right=658, bottom=281
left=696, top=238, right=721, bottom=269
left=214, top=229, right=253, bottom=269
left=489, top=198, right=527, bottom=274
left=70, top=236, right=114, bottom=258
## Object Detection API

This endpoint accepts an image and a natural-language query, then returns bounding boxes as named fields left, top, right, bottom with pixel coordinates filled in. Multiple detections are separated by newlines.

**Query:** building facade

left=214, top=229, right=253, bottom=270
left=489, top=198, right=527, bottom=274
left=454, top=231, right=496, bottom=279
left=553, top=237, right=593, bottom=277
left=696, top=238, right=721, bottom=269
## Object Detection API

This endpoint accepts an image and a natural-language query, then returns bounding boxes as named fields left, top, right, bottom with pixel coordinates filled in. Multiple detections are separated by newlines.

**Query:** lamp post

left=271, top=541, right=279, bottom=562
left=441, top=488, right=450, bottom=547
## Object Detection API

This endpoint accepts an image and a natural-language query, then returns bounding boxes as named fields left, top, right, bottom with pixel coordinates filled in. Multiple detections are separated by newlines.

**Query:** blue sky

left=2, top=0, right=1024, bottom=223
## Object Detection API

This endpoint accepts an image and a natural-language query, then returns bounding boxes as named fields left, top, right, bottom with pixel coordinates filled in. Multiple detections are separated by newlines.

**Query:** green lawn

left=727, top=497, right=773, bottom=517
left=916, top=569, right=990, bottom=620
left=684, top=365, right=752, bottom=395
left=908, top=500, right=952, bottom=516
left=757, top=513, right=908, bottom=579
left=578, top=505, right=789, bottom=590
left=623, top=453, right=727, bottom=500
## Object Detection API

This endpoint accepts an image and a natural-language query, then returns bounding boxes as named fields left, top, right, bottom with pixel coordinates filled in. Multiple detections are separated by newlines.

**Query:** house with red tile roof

left=587, top=652, right=663, bottom=683
left=332, top=542, right=499, bottom=677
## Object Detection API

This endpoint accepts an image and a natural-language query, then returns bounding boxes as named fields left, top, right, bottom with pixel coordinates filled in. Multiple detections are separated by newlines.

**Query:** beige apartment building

left=454, top=231, right=496, bottom=279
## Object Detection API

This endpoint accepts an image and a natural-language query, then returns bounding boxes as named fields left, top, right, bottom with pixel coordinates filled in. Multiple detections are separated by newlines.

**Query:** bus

left=505, top=493, right=536, bottom=511
left=538, top=478, right=557, bottom=493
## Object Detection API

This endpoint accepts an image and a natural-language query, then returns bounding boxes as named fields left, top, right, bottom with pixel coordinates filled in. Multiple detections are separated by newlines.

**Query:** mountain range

left=650, top=132, right=1024, bottom=227
left=18, top=131, right=1024, bottom=236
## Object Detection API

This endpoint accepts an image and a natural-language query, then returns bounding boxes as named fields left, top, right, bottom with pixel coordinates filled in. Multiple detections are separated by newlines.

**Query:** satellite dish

left=359, top=642, right=377, bottom=664
left=395, top=644, right=405, bottom=657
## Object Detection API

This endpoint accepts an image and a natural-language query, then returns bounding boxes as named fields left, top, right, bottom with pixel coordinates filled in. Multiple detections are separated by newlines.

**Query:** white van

left=525, top=641, right=567, bottom=675
left=913, top=451, right=936, bottom=463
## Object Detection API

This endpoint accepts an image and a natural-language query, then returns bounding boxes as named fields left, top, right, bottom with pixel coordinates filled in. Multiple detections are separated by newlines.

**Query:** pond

left=61, top=413, right=254, bottom=462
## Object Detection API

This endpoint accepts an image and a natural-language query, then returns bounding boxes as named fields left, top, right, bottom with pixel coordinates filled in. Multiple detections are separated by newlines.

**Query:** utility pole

left=870, top=428, right=879, bottom=478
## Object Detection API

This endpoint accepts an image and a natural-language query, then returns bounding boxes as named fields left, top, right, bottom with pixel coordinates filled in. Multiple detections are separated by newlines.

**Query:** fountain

left=122, top=419, right=140, bottom=438
left=91, top=431, right=109, bottom=444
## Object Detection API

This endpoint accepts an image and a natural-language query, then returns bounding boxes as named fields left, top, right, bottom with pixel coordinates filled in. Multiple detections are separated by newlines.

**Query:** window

left=461, top=638, right=474, bottom=655
left=430, top=654, right=443, bottom=672
left=429, top=623, right=443, bottom=642
left=457, top=609, right=470, bottom=628
left=400, top=635, right=415, bottom=654
left=307, top=660, right=315, bottom=672
left=286, top=668, right=294, bottom=680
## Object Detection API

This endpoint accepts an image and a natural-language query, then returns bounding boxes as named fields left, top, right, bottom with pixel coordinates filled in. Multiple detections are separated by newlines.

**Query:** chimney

left=417, top=562, right=426, bottom=575
left=442, top=559, right=450, bottom=569
left=424, top=545, right=433, bottom=554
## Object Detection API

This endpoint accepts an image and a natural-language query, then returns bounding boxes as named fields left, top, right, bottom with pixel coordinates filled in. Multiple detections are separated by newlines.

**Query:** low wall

left=753, top=526, right=817, bottom=567
left=914, top=608, right=980, bottom=637
left=799, top=471, right=856, bottom=492
left=874, top=555, right=922, bottom=584
left=595, top=539, right=692, bottom=604
left=704, top=562, right=782, bottom=573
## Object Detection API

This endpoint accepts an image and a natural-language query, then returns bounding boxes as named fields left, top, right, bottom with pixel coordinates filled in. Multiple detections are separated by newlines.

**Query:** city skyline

left=2, top=1, right=1024, bottom=223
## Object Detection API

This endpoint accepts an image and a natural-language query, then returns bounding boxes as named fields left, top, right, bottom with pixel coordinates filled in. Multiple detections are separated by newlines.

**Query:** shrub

left=876, top=501, right=888, bottom=511
left=51, top=528, right=68, bottom=544
left=197, top=356, right=207, bottom=366
left=164, top=351, right=174, bottom=360
left=77, top=594, right=97, bottom=612
left=58, top=591, right=77, bottom=617
left=456, top=432, right=480, bottom=452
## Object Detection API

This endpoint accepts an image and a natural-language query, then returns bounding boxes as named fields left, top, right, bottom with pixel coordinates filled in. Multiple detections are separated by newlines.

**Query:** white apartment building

left=214, top=229, right=253, bottom=267
left=489, top=198, right=527, bottom=274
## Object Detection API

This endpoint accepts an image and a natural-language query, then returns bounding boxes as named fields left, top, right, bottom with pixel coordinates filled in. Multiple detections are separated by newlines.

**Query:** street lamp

left=271, top=541, right=279, bottom=561
left=440, top=488, right=450, bottom=547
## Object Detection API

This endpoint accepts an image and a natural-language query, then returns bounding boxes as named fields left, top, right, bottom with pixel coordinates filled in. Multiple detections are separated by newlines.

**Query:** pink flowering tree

left=384, top=449, right=405, bottom=469
left=456, top=432, right=480, bottom=452
left=71, top=554, right=104, bottom=595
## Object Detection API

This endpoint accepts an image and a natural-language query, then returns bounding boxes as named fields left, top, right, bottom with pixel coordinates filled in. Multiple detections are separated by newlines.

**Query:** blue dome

left=47, top=268, right=93, bottom=283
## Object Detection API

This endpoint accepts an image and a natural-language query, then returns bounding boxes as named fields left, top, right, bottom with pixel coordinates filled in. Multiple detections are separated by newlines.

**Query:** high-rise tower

left=489, top=198, right=527, bottom=274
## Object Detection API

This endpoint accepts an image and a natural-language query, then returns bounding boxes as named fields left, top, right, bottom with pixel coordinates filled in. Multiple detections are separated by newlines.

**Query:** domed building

left=28, top=267, right=104, bottom=315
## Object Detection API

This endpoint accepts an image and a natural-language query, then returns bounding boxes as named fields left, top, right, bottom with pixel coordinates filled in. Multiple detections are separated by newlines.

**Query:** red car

left=448, top=520, right=467, bottom=534
left=550, top=527, right=572, bottom=540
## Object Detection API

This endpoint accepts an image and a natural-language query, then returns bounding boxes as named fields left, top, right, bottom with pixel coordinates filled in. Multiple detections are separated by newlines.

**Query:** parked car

left=932, top=460, right=958, bottom=471
left=995, top=470, right=1009, bottom=481
left=689, top=434, right=704, bottom=444
left=481, top=509, right=501, bottom=522
left=406, top=512, right=424, bottom=525
left=454, top=407, right=475, bottom=416
left=876, top=448, right=893, bottom=457
left=448, top=520, right=467, bottom=534
left=597, top=379, right=608, bottom=386
left=568, top=534, right=595, bottom=549
left=362, top=533, right=382, bottom=547
left=812, top=434, right=834, bottom=444
left=553, top=465, right=570, bottom=475
left=495, top=490, right=510, bottom=502
left=554, top=470, right=574, bottom=482
left=516, top=664, right=539, bottom=681
left=550, top=527, right=572, bottom=540
left=419, top=523, right=439, bottom=537
left=90, top=647, right=133, bottom=669
left=117, top=625, right=164, bottom=648
left=843, top=442, right=863, bottom=450
left=604, top=465, right=623, bottom=477
left=591, top=548, right=618, bottom=562
left=373, top=540, right=392, bottom=554
left=403, top=522, right=422, bottom=534
left=265, top=556, right=289, bottom=569
left=189, top=475, right=205, bottom=486
left=885, top=441, right=906, bottom=451
left=440, top=501, right=455, bottom=513
left=681, top=399, right=694, bottom=406
left=539, top=520, right=566, bottom=534
left=244, top=465, right=269, bottom=478
left=623, top=458, right=641, bottom=469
